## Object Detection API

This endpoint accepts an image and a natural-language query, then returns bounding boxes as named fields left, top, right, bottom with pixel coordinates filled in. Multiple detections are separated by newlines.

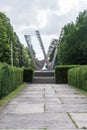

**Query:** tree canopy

left=49, top=39, right=58, bottom=66
left=0, top=12, right=33, bottom=67
left=58, top=10, right=87, bottom=65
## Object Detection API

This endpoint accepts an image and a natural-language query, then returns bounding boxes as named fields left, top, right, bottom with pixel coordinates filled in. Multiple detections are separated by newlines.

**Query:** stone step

left=33, top=77, right=55, bottom=83
left=33, top=70, right=55, bottom=83
left=34, top=70, right=54, bottom=77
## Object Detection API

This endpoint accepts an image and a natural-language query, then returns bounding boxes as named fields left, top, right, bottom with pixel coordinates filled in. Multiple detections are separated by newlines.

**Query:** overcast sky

left=0, top=0, right=87, bottom=59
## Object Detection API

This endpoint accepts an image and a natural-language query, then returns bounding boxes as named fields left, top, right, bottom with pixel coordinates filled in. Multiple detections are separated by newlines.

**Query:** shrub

left=55, top=65, right=79, bottom=84
left=68, top=66, right=87, bottom=91
left=68, top=67, right=78, bottom=87
left=23, top=68, right=34, bottom=82
left=0, top=64, right=23, bottom=99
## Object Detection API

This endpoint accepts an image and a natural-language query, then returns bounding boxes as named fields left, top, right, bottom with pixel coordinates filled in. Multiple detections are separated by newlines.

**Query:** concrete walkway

left=0, top=84, right=87, bottom=130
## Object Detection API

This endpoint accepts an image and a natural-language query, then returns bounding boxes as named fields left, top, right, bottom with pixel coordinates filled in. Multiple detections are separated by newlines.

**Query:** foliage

left=58, top=10, right=87, bottom=65
left=0, top=84, right=26, bottom=108
left=0, top=64, right=23, bottom=99
left=49, top=39, right=58, bottom=67
left=0, top=12, right=33, bottom=67
left=55, top=65, right=79, bottom=84
left=18, top=44, right=33, bottom=67
left=23, top=68, right=34, bottom=82
left=0, top=12, right=13, bottom=64
left=68, top=66, right=87, bottom=91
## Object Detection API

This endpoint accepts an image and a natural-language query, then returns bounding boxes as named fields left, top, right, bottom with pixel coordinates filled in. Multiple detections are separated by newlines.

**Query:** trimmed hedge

left=0, top=64, right=23, bottom=99
left=68, top=66, right=87, bottom=91
left=55, top=65, right=79, bottom=84
left=23, top=68, right=34, bottom=82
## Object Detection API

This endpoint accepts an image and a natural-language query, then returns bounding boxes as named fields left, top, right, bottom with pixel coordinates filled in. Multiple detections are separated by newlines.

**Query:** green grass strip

left=0, top=83, right=27, bottom=108
left=69, top=85, right=87, bottom=97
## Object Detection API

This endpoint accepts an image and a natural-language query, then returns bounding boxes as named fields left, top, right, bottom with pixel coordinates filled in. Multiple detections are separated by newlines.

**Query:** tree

left=18, top=43, right=33, bottom=67
left=0, top=12, right=19, bottom=66
left=58, top=10, right=87, bottom=65
left=0, top=12, right=33, bottom=67
left=0, top=12, right=12, bottom=64
left=49, top=39, right=58, bottom=66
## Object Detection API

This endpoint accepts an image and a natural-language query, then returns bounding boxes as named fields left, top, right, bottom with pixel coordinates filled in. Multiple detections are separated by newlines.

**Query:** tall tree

left=58, top=10, right=87, bottom=65
left=0, top=12, right=33, bottom=67
left=49, top=39, right=58, bottom=66
left=0, top=12, right=12, bottom=64
left=0, top=12, right=19, bottom=66
left=18, top=44, right=33, bottom=67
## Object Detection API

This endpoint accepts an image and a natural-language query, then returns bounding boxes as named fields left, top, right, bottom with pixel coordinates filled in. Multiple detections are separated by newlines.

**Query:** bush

left=68, top=66, right=87, bottom=91
left=23, top=68, right=34, bottom=82
left=55, top=65, right=79, bottom=84
left=68, top=67, right=78, bottom=87
left=0, top=64, right=23, bottom=99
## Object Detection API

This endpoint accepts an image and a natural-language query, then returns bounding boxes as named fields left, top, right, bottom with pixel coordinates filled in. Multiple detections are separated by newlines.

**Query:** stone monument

left=24, top=31, right=58, bottom=70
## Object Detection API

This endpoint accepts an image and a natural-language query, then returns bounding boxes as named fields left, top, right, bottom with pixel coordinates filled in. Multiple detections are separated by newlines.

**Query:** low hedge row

left=23, top=68, right=34, bottom=82
left=55, top=65, right=79, bottom=84
left=0, top=64, right=23, bottom=99
left=68, top=66, right=87, bottom=91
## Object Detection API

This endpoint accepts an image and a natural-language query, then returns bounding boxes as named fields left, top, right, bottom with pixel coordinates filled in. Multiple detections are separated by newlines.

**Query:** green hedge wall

left=0, top=64, right=23, bottom=99
left=68, top=66, right=87, bottom=91
left=23, top=68, right=34, bottom=82
left=55, top=65, right=79, bottom=84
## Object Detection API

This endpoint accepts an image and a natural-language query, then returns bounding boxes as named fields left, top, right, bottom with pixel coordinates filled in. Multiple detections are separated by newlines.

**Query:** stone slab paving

left=70, top=113, right=87, bottom=128
left=0, top=129, right=87, bottom=130
left=3, top=103, right=44, bottom=114
left=0, top=84, right=87, bottom=129
left=46, top=103, right=87, bottom=112
left=0, top=129, right=44, bottom=130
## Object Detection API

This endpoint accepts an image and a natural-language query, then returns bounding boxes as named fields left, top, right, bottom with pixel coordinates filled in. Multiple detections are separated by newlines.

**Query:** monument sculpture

left=24, top=31, right=58, bottom=70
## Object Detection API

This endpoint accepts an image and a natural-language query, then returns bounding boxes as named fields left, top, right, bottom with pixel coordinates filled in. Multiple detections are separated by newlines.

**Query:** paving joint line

left=67, top=112, right=78, bottom=128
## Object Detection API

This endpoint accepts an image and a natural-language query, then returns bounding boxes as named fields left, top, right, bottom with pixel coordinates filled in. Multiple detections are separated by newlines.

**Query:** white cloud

left=57, top=0, right=79, bottom=15
left=36, top=10, right=49, bottom=29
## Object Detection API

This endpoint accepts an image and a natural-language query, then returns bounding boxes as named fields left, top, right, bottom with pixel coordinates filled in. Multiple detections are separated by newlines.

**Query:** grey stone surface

left=61, top=97, right=87, bottom=104
left=48, top=129, right=87, bottom=130
left=46, top=103, right=87, bottom=113
left=45, top=97, right=62, bottom=103
left=70, top=113, right=87, bottom=128
left=0, top=129, right=86, bottom=130
left=0, top=113, right=75, bottom=129
left=55, top=93, right=86, bottom=98
left=0, top=129, right=44, bottom=130
left=3, top=103, right=44, bottom=114
left=0, top=84, right=87, bottom=129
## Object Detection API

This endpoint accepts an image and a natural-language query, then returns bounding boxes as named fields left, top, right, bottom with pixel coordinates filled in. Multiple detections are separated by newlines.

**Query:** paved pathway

left=0, top=84, right=87, bottom=130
